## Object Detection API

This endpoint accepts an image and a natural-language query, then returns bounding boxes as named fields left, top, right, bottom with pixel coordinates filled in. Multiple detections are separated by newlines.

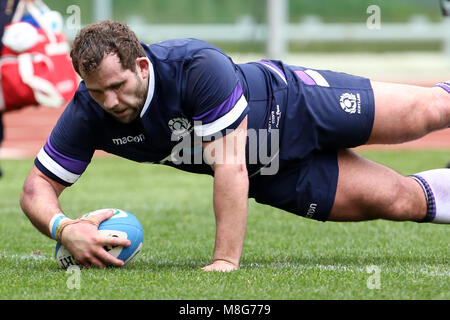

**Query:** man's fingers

left=68, top=235, right=130, bottom=268
left=95, top=248, right=125, bottom=267
left=96, top=209, right=115, bottom=222
left=202, top=260, right=238, bottom=272
left=202, top=265, right=235, bottom=272
left=79, top=208, right=115, bottom=225
left=100, top=235, right=131, bottom=248
left=88, top=255, right=106, bottom=268
left=75, top=245, right=125, bottom=268
left=93, top=235, right=130, bottom=267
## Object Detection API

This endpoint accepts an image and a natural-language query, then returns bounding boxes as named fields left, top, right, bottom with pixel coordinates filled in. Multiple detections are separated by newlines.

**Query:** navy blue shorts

left=248, top=65, right=375, bottom=221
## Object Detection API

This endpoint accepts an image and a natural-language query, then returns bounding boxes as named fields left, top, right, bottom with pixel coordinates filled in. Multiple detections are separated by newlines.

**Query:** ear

left=135, top=57, right=149, bottom=79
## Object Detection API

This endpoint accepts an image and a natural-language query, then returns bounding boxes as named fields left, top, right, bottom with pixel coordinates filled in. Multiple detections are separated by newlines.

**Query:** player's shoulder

left=145, top=38, right=229, bottom=62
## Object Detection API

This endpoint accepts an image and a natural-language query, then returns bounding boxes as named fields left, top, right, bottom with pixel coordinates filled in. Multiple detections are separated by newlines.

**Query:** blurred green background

left=45, top=0, right=443, bottom=24
left=42, top=0, right=446, bottom=53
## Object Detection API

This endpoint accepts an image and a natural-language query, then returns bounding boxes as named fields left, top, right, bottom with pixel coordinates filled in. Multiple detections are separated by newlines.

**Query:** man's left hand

left=202, top=259, right=238, bottom=272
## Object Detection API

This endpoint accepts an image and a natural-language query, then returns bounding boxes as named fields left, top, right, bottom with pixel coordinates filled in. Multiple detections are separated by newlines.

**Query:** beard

left=110, top=75, right=148, bottom=124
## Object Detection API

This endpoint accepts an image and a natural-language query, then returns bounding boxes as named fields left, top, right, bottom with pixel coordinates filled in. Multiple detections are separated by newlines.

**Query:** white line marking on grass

left=420, top=268, right=450, bottom=277
left=246, top=262, right=361, bottom=273
left=0, top=252, right=51, bottom=261
left=244, top=262, right=450, bottom=277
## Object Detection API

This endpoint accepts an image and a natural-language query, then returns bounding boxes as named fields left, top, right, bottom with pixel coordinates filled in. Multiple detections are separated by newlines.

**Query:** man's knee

left=377, top=177, right=425, bottom=221
left=397, top=87, right=445, bottom=140
left=427, top=86, right=450, bottom=130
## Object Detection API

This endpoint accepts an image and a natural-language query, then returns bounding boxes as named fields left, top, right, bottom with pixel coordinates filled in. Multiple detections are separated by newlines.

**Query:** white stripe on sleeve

left=193, top=94, right=248, bottom=137
left=37, top=148, right=81, bottom=184
left=260, top=62, right=287, bottom=85
left=304, top=69, right=330, bottom=87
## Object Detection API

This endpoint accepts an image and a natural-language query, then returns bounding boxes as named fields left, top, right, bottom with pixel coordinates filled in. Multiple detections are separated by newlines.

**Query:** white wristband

left=49, top=213, right=68, bottom=240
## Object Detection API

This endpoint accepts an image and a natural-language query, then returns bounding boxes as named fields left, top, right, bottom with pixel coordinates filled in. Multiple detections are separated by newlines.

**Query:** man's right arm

left=20, top=165, right=66, bottom=237
left=20, top=165, right=130, bottom=268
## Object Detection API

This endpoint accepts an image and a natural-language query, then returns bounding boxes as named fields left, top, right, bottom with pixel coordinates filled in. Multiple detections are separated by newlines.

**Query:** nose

left=103, top=90, right=119, bottom=110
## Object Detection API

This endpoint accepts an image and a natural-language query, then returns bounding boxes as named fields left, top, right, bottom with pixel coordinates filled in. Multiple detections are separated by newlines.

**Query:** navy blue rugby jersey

left=35, top=38, right=290, bottom=187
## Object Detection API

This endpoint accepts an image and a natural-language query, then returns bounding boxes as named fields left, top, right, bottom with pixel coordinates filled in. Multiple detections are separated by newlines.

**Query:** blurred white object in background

left=2, top=22, right=39, bottom=52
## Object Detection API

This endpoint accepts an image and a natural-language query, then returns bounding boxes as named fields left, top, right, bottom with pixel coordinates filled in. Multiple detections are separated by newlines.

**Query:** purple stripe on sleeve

left=295, top=70, right=316, bottom=85
left=44, top=138, right=89, bottom=174
left=434, top=82, right=450, bottom=94
left=192, top=82, right=243, bottom=124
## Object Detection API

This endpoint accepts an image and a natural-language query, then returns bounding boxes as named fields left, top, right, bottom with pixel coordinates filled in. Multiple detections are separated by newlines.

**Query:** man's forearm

left=212, top=163, right=249, bottom=267
left=20, top=166, right=66, bottom=238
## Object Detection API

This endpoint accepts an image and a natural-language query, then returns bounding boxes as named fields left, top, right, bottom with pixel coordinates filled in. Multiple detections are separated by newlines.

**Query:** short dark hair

left=70, top=20, right=147, bottom=76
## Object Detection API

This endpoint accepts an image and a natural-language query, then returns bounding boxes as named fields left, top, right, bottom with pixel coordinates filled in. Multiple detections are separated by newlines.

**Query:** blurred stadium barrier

left=62, top=0, right=449, bottom=63
left=64, top=14, right=450, bottom=50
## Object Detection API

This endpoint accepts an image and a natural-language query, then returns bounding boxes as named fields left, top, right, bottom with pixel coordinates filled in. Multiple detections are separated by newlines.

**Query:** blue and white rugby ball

left=55, top=208, right=144, bottom=269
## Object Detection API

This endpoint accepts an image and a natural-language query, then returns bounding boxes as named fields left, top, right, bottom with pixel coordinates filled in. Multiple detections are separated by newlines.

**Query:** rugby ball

left=55, top=208, right=144, bottom=269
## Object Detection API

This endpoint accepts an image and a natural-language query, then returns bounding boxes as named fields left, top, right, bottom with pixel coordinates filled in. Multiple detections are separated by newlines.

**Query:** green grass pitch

left=0, top=150, right=448, bottom=300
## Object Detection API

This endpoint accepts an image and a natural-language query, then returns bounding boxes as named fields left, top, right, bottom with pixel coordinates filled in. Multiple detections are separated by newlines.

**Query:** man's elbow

left=238, top=163, right=248, bottom=179
left=19, top=166, right=63, bottom=211
left=20, top=173, right=37, bottom=212
left=216, top=161, right=247, bottom=174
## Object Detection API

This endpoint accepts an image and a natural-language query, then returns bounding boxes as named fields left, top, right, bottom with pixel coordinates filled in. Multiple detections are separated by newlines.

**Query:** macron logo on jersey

left=112, top=134, right=146, bottom=146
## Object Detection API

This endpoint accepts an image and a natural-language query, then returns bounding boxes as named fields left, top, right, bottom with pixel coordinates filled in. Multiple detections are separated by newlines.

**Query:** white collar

left=140, top=57, right=155, bottom=118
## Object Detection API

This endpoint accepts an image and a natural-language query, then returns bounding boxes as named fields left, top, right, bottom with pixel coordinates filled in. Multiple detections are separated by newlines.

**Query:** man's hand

left=21, top=166, right=130, bottom=269
left=60, top=209, right=131, bottom=268
left=202, top=259, right=239, bottom=272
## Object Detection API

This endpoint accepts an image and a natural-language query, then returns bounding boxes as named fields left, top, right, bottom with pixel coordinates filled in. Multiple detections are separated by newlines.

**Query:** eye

left=111, top=82, right=124, bottom=91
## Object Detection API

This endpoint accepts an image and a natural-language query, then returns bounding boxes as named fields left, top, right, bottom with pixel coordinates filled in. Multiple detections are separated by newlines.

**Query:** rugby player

left=20, top=21, right=450, bottom=271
